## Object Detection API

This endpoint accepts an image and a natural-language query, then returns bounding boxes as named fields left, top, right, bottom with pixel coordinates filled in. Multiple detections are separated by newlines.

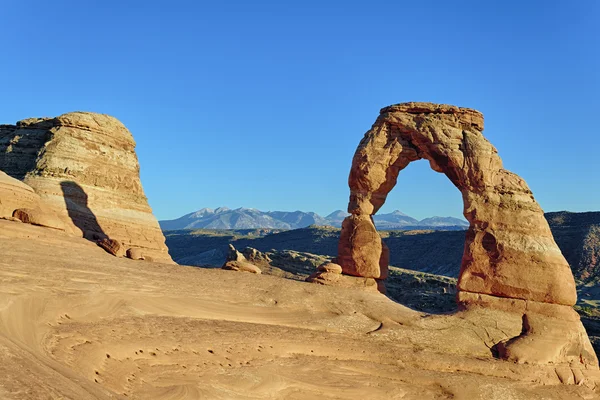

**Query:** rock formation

left=0, top=170, right=39, bottom=219
left=222, top=260, right=262, bottom=274
left=242, top=247, right=272, bottom=264
left=226, top=243, right=247, bottom=262
left=306, top=261, right=384, bottom=292
left=12, top=208, right=64, bottom=231
left=97, top=238, right=123, bottom=257
left=332, top=102, right=597, bottom=369
left=0, top=170, right=64, bottom=230
left=221, top=244, right=262, bottom=274
left=0, top=112, right=172, bottom=262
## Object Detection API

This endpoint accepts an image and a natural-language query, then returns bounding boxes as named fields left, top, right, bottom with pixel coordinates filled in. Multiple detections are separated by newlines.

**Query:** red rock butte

left=316, top=101, right=597, bottom=368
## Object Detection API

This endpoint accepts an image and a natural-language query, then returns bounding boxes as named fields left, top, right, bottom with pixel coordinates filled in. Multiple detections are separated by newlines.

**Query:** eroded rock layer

left=0, top=170, right=39, bottom=219
left=338, top=102, right=597, bottom=368
left=0, top=170, right=65, bottom=230
left=0, top=112, right=172, bottom=262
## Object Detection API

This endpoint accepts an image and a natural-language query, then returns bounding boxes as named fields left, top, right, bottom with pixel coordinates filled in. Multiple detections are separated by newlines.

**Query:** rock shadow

left=60, top=181, right=107, bottom=241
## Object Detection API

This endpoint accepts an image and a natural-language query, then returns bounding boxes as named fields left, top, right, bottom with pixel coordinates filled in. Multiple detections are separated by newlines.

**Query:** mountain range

left=159, top=207, right=469, bottom=230
left=163, top=211, right=600, bottom=285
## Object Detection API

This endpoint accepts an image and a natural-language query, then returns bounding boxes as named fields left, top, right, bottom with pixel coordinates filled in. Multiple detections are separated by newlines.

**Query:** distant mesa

left=0, top=111, right=172, bottom=262
left=159, top=207, right=468, bottom=231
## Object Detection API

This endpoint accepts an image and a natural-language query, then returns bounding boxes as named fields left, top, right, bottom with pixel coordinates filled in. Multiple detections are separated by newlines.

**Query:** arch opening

left=375, top=160, right=467, bottom=314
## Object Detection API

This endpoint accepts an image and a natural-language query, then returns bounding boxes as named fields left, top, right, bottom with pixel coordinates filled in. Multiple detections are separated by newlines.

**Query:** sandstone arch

left=335, top=102, right=597, bottom=367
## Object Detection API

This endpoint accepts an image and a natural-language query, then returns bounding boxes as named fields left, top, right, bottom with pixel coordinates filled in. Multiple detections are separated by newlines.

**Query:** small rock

left=222, top=260, right=261, bottom=274
left=317, top=262, right=343, bottom=274
left=97, top=238, right=123, bottom=257
left=126, top=248, right=144, bottom=260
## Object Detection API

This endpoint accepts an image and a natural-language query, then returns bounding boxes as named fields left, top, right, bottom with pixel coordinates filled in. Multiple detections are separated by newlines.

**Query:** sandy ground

left=0, top=219, right=599, bottom=399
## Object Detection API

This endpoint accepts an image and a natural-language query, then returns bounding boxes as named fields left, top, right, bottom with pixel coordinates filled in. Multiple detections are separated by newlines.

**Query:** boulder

left=97, top=238, right=123, bottom=257
left=222, top=261, right=262, bottom=274
left=0, top=112, right=172, bottom=263
left=126, top=248, right=144, bottom=260
left=317, top=262, right=343, bottom=274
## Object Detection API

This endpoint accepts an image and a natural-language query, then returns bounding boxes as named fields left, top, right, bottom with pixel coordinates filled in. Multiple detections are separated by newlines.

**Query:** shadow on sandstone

left=60, top=180, right=107, bottom=242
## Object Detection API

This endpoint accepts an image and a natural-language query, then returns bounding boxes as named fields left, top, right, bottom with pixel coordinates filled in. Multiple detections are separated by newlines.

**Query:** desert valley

left=1, top=103, right=600, bottom=400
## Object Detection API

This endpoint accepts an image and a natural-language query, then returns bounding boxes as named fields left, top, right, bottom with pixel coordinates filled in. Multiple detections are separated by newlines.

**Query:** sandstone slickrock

left=0, top=171, right=40, bottom=219
left=12, top=208, right=64, bottom=231
left=0, top=112, right=172, bottom=262
left=306, top=270, right=381, bottom=292
left=0, top=171, right=65, bottom=231
left=306, top=261, right=386, bottom=293
left=333, top=101, right=597, bottom=369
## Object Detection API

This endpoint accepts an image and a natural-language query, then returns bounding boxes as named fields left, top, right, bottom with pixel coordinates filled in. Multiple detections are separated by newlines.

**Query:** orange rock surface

left=0, top=170, right=39, bottom=219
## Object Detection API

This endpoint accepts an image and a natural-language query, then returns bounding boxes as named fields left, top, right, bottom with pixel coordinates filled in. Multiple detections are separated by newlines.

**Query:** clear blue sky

left=1, top=1, right=598, bottom=220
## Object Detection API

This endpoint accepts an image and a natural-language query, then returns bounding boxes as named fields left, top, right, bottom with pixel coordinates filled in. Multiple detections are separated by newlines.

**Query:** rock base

left=306, top=263, right=385, bottom=294
left=458, top=291, right=598, bottom=369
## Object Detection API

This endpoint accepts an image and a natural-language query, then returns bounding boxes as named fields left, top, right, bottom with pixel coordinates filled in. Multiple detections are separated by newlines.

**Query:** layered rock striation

left=0, top=170, right=40, bottom=219
left=0, top=170, right=65, bottom=230
left=0, top=112, right=172, bottom=262
left=332, top=102, right=597, bottom=369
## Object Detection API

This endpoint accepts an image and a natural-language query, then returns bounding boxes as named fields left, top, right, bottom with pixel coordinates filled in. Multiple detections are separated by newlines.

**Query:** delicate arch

left=337, top=102, right=576, bottom=306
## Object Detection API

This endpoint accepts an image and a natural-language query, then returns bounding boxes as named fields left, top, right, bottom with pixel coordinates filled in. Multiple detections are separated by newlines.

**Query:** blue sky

left=1, top=1, right=598, bottom=220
